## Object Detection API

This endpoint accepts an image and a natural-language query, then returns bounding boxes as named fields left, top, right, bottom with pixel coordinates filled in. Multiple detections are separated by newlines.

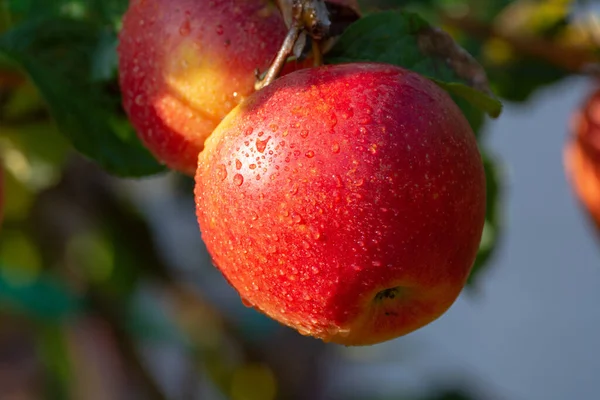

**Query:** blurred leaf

left=0, top=164, right=35, bottom=220
left=326, top=10, right=503, bottom=119
left=0, top=17, right=166, bottom=177
left=7, top=0, right=128, bottom=27
left=488, top=58, right=567, bottom=102
left=37, top=324, right=73, bottom=400
left=0, top=263, right=83, bottom=322
left=468, top=151, right=503, bottom=287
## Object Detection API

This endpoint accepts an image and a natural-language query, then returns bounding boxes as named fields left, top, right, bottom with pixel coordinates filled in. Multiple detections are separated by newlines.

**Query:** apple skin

left=118, top=0, right=288, bottom=175
left=564, top=87, right=600, bottom=230
left=195, top=63, right=485, bottom=346
left=118, top=0, right=361, bottom=175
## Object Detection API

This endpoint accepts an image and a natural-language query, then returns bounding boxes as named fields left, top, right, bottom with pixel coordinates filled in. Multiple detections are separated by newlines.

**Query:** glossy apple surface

left=195, top=63, right=486, bottom=345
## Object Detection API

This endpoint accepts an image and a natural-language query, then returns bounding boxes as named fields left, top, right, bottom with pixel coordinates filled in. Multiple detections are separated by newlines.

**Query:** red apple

left=118, top=0, right=288, bottom=175
left=564, top=86, right=600, bottom=230
left=118, top=0, right=361, bottom=175
left=195, top=63, right=486, bottom=345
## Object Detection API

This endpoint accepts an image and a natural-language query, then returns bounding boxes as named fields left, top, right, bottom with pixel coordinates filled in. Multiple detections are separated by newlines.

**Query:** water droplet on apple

left=134, top=95, right=144, bottom=106
left=233, top=174, right=244, bottom=186
left=372, top=260, right=382, bottom=267
left=305, top=150, right=315, bottom=158
left=241, top=297, right=254, bottom=308
left=216, top=165, right=227, bottom=181
left=179, top=20, right=191, bottom=36
left=292, top=214, right=302, bottom=224
left=311, top=266, right=320, bottom=274
left=300, top=129, right=309, bottom=138
left=250, top=211, right=258, bottom=221
left=256, top=136, right=270, bottom=153
left=338, top=328, right=351, bottom=337
left=235, top=159, right=242, bottom=170
left=331, top=142, right=340, bottom=153
left=215, top=24, right=224, bottom=35
left=302, top=241, right=311, bottom=249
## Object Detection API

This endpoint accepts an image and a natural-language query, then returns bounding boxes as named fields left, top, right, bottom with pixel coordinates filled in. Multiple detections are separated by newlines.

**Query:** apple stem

left=255, top=0, right=330, bottom=90
left=312, top=39, right=323, bottom=67
left=255, top=23, right=302, bottom=90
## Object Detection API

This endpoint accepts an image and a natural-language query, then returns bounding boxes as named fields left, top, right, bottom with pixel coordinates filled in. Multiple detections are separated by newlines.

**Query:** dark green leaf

left=467, top=151, right=503, bottom=287
left=325, top=10, right=503, bottom=119
left=0, top=17, right=166, bottom=177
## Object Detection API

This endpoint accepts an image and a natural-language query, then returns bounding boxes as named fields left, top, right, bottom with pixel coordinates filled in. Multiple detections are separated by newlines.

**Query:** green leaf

left=467, top=151, right=503, bottom=287
left=0, top=17, right=166, bottom=177
left=325, top=10, right=503, bottom=119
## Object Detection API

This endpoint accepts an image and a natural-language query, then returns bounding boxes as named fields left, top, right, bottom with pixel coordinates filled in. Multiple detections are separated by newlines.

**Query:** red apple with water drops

left=195, top=63, right=486, bottom=345
left=118, top=0, right=288, bottom=175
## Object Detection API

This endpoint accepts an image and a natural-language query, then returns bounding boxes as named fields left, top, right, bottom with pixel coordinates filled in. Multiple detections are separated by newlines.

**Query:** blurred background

left=1, top=0, right=600, bottom=399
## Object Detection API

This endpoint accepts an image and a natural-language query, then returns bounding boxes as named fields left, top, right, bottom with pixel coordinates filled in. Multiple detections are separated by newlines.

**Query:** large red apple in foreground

left=195, top=63, right=486, bottom=345
left=564, top=86, right=600, bottom=230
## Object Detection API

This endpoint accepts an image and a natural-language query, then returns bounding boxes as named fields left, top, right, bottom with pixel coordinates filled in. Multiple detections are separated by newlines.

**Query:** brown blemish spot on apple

left=374, top=286, right=405, bottom=302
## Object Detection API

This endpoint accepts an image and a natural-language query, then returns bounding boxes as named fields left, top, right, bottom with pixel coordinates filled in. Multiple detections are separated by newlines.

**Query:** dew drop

left=215, top=24, right=224, bottom=35
left=216, top=165, right=227, bottom=181
left=372, top=260, right=382, bottom=267
left=309, top=226, right=322, bottom=240
left=179, top=19, right=191, bottom=36
left=359, top=115, right=373, bottom=124
left=305, top=150, right=315, bottom=158
left=241, top=297, right=254, bottom=308
left=256, top=136, right=271, bottom=153
left=300, top=130, right=309, bottom=138
left=292, top=214, right=302, bottom=224
left=302, top=241, right=311, bottom=249
left=235, top=159, right=242, bottom=170
left=311, top=266, right=320, bottom=274
left=251, top=211, right=258, bottom=221
left=233, top=174, right=244, bottom=186
left=331, top=142, right=340, bottom=153
left=134, top=95, right=144, bottom=106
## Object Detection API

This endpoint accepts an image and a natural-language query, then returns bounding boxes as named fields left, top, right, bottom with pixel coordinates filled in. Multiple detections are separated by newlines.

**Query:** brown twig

left=442, top=14, right=600, bottom=74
